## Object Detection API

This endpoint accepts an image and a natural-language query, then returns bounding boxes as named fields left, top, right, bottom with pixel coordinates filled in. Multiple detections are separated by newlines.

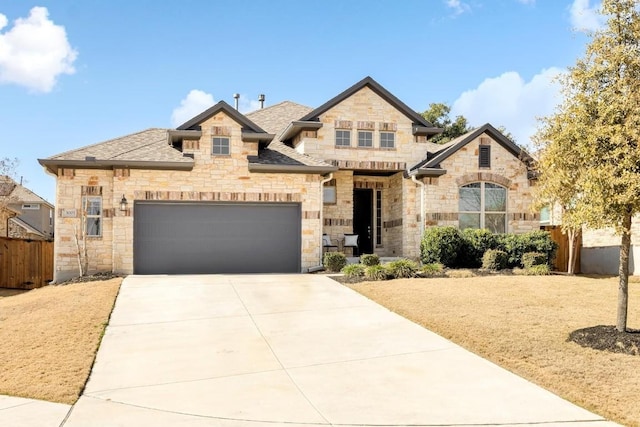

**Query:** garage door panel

left=133, top=202, right=301, bottom=274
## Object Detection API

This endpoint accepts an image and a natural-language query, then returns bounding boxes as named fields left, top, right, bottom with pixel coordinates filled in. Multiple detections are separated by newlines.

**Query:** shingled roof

left=39, top=128, right=194, bottom=174
left=246, top=102, right=337, bottom=173
left=0, top=175, right=52, bottom=206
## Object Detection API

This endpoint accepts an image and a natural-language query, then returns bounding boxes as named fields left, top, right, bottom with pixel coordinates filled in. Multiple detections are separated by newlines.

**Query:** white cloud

left=451, top=68, right=564, bottom=148
left=171, top=90, right=215, bottom=127
left=239, top=96, right=261, bottom=114
left=445, top=0, right=471, bottom=15
left=0, top=7, right=77, bottom=93
left=570, top=0, right=604, bottom=32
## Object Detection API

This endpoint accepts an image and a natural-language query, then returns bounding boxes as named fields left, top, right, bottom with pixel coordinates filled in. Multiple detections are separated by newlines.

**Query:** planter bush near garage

left=324, top=252, right=347, bottom=272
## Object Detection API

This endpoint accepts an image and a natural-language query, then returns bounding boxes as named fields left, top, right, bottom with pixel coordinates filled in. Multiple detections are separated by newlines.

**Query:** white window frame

left=358, top=130, right=373, bottom=148
left=22, top=203, right=40, bottom=210
left=459, top=182, right=507, bottom=233
left=379, top=132, right=395, bottom=149
left=212, top=137, right=230, bottom=156
left=82, top=196, right=102, bottom=237
left=335, top=130, right=351, bottom=147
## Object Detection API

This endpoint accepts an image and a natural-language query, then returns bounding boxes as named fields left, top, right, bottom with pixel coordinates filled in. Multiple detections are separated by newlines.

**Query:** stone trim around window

left=456, top=172, right=511, bottom=188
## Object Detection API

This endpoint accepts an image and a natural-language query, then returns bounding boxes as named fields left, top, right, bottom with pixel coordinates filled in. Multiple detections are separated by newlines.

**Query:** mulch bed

left=57, top=272, right=124, bottom=285
left=568, top=325, right=640, bottom=356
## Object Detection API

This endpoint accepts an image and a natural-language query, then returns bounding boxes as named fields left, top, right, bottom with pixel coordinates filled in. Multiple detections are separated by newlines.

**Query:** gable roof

left=177, top=100, right=268, bottom=133
left=408, top=123, right=534, bottom=177
left=0, top=176, right=52, bottom=207
left=9, top=216, right=47, bottom=238
left=246, top=101, right=313, bottom=137
left=298, top=76, right=441, bottom=135
left=39, top=128, right=194, bottom=174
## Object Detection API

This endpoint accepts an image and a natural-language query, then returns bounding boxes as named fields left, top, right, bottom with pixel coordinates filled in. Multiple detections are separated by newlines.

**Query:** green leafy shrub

left=387, top=259, right=419, bottom=279
left=365, top=265, right=389, bottom=281
left=420, top=226, right=463, bottom=267
left=514, top=264, right=551, bottom=276
left=341, top=263, right=365, bottom=278
left=495, top=231, right=557, bottom=268
left=458, top=228, right=498, bottom=268
left=482, top=249, right=508, bottom=270
left=360, top=254, right=380, bottom=266
left=323, top=252, right=347, bottom=272
left=522, top=252, right=547, bottom=269
left=421, top=263, right=444, bottom=277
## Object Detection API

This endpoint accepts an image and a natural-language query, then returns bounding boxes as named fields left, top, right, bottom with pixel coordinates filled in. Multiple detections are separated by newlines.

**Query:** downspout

left=317, top=173, right=334, bottom=269
left=411, top=175, right=425, bottom=238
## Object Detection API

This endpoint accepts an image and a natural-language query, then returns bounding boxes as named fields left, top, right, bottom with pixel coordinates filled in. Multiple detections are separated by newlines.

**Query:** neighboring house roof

left=408, top=123, right=534, bottom=177
left=298, top=76, right=442, bottom=137
left=9, top=217, right=47, bottom=239
left=39, top=128, right=194, bottom=174
left=0, top=176, right=53, bottom=207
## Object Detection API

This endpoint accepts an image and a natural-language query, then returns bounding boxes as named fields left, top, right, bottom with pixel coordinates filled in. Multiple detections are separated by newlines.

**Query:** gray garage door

left=133, top=202, right=301, bottom=274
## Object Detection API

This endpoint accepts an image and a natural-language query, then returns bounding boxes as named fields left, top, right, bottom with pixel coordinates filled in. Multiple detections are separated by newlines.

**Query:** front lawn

left=0, top=278, right=121, bottom=404
left=348, top=275, right=640, bottom=427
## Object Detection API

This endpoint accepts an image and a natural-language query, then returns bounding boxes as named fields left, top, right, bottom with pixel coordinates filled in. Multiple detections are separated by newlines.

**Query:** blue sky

left=0, top=0, right=603, bottom=203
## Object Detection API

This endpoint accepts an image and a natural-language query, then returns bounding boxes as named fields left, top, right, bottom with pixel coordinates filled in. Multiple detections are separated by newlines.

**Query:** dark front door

left=353, top=189, right=373, bottom=255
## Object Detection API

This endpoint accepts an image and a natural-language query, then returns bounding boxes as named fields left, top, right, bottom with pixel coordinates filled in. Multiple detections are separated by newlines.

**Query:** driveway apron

left=63, top=275, right=619, bottom=426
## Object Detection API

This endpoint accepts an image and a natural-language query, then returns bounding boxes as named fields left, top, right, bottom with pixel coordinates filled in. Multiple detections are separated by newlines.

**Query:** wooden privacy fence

left=543, top=226, right=581, bottom=273
left=0, top=237, right=54, bottom=289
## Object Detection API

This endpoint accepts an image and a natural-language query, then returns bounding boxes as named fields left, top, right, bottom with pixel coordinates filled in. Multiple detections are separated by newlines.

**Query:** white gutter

left=318, top=173, right=334, bottom=268
left=411, top=175, right=425, bottom=237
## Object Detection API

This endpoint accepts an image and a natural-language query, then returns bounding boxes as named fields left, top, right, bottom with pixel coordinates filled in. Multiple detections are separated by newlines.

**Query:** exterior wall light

left=120, top=195, right=128, bottom=211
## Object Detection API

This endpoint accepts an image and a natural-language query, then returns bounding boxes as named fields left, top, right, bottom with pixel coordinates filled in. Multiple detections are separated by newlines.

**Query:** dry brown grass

left=349, top=275, right=640, bottom=427
left=0, top=279, right=121, bottom=404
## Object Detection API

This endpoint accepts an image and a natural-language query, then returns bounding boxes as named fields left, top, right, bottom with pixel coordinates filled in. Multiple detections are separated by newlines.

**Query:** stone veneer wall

left=53, top=112, right=322, bottom=281
left=386, top=173, right=404, bottom=256
left=422, top=135, right=538, bottom=233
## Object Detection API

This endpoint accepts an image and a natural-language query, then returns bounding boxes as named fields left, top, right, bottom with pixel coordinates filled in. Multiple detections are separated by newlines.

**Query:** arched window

left=459, top=182, right=506, bottom=233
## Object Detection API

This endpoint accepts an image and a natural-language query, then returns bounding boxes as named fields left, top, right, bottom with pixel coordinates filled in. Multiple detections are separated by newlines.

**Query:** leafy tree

left=535, top=0, right=640, bottom=332
left=421, top=103, right=471, bottom=144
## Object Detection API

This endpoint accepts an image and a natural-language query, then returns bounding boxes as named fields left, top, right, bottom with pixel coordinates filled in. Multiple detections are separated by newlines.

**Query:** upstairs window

left=212, top=137, right=230, bottom=155
left=459, top=182, right=506, bottom=233
left=479, top=145, right=491, bottom=168
left=358, top=131, right=373, bottom=148
left=335, top=130, right=351, bottom=147
left=82, top=196, right=102, bottom=237
left=380, top=132, right=395, bottom=149
left=22, top=204, right=40, bottom=210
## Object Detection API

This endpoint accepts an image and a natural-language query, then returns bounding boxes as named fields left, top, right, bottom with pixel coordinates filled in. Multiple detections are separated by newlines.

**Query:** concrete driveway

left=62, top=274, right=618, bottom=426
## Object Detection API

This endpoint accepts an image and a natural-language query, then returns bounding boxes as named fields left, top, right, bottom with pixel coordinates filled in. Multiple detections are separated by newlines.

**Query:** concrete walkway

left=50, top=274, right=621, bottom=426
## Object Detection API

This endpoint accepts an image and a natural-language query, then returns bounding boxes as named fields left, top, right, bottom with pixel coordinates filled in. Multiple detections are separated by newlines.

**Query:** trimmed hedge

left=482, top=249, right=508, bottom=270
left=323, top=252, right=347, bottom=272
left=360, top=254, right=380, bottom=266
left=522, top=252, right=547, bottom=269
left=458, top=228, right=498, bottom=268
left=420, top=226, right=462, bottom=267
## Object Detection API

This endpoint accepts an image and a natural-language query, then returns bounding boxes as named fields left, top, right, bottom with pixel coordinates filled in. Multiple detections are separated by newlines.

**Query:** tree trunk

left=617, top=209, right=632, bottom=332
left=567, top=228, right=576, bottom=275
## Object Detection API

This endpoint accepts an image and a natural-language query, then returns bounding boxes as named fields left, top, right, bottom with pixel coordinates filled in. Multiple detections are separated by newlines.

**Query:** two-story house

left=0, top=176, right=54, bottom=241
left=39, top=77, right=537, bottom=281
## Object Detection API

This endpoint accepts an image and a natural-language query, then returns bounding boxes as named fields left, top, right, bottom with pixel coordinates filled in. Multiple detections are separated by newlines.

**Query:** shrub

left=482, top=249, right=508, bottom=270
left=387, top=259, right=419, bottom=279
left=522, top=252, right=547, bottom=269
left=514, top=264, right=551, bottom=276
left=458, top=228, right=498, bottom=268
left=365, top=265, right=389, bottom=281
left=341, top=263, right=365, bottom=278
left=323, top=252, right=347, bottom=272
left=420, top=226, right=463, bottom=267
left=421, top=263, right=444, bottom=277
left=360, top=254, right=380, bottom=266
left=445, top=269, right=477, bottom=278
left=495, top=231, right=557, bottom=268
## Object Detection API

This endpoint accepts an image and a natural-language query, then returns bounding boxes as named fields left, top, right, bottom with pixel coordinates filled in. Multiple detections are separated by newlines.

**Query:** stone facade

left=52, top=111, right=323, bottom=281
left=46, top=77, right=537, bottom=278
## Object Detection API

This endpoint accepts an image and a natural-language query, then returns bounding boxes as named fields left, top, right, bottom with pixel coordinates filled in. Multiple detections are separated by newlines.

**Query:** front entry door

left=353, top=189, right=373, bottom=254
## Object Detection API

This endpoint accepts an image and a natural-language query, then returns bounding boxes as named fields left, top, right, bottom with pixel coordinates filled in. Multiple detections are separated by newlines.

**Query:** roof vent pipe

left=258, top=94, right=265, bottom=109
left=233, top=93, right=240, bottom=110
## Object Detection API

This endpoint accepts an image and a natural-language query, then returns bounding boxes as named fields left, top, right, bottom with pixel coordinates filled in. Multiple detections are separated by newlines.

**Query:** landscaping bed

left=346, top=275, right=640, bottom=426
